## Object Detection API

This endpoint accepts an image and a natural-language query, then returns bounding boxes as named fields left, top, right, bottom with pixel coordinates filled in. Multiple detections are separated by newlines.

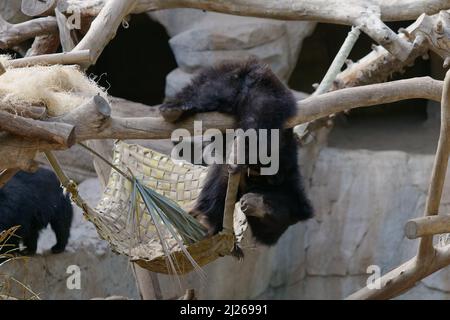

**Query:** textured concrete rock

left=0, top=0, right=29, bottom=23
left=148, top=148, right=450, bottom=299
left=149, top=9, right=316, bottom=97
left=1, top=178, right=139, bottom=300
left=6, top=147, right=450, bottom=299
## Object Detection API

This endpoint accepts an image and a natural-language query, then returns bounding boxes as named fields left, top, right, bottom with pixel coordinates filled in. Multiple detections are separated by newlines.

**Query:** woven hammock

left=78, top=141, right=247, bottom=275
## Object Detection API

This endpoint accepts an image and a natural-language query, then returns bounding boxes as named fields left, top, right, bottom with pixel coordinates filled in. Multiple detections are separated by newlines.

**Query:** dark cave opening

left=289, top=22, right=439, bottom=153
left=87, top=13, right=177, bottom=106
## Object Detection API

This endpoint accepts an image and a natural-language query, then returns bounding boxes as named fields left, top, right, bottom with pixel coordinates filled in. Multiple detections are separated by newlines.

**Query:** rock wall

left=1, top=5, right=448, bottom=299
left=148, top=9, right=316, bottom=97
left=5, top=147, right=450, bottom=299
left=150, top=147, right=450, bottom=299
left=2, top=179, right=140, bottom=300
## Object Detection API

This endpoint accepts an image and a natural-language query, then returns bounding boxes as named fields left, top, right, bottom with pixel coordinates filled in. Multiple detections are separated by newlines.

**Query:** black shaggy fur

left=160, top=58, right=313, bottom=245
left=0, top=168, right=73, bottom=255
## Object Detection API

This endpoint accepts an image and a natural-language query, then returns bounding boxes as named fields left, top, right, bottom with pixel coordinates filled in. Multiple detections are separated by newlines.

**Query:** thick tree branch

left=1, top=104, right=47, bottom=120
left=0, top=74, right=447, bottom=301
left=0, top=16, right=57, bottom=49
left=0, top=77, right=442, bottom=185
left=356, top=7, right=414, bottom=61
left=58, top=95, right=111, bottom=137
left=0, top=110, right=75, bottom=147
left=66, top=0, right=445, bottom=67
left=62, top=0, right=450, bottom=23
left=0, top=77, right=439, bottom=146
left=65, top=77, right=438, bottom=140
left=416, top=68, right=450, bottom=261
left=288, top=77, right=442, bottom=127
left=72, top=0, right=138, bottom=65
left=22, top=0, right=58, bottom=17
left=405, top=215, right=450, bottom=239
left=0, top=133, right=63, bottom=170
left=346, top=245, right=450, bottom=300
left=4, top=49, right=91, bottom=68
left=0, top=77, right=440, bottom=171
left=336, top=10, right=450, bottom=90
left=347, top=69, right=450, bottom=300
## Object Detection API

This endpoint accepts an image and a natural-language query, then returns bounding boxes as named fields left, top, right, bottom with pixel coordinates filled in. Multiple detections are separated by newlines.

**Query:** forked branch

left=0, top=76, right=443, bottom=170
left=346, top=68, right=450, bottom=300
left=0, top=15, right=57, bottom=50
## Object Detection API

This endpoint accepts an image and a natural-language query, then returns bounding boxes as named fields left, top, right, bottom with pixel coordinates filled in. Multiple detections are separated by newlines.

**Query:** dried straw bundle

left=0, top=56, right=106, bottom=116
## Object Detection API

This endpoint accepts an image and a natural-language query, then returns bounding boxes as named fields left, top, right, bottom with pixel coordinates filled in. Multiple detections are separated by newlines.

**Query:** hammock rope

left=43, top=141, right=247, bottom=275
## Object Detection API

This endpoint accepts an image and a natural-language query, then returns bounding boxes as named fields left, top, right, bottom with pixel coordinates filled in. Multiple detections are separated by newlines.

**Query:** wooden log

left=72, top=0, right=138, bottom=65
left=68, top=0, right=450, bottom=24
left=70, top=0, right=442, bottom=67
left=0, top=16, right=57, bottom=49
left=86, top=77, right=442, bottom=141
left=315, top=27, right=361, bottom=96
left=58, top=95, right=111, bottom=138
left=0, top=104, right=47, bottom=120
left=346, top=68, right=450, bottom=300
left=405, top=215, right=450, bottom=239
left=288, top=77, right=442, bottom=127
left=0, top=77, right=443, bottom=169
left=0, top=110, right=75, bottom=147
left=5, top=49, right=91, bottom=68
left=356, top=8, right=413, bottom=61
left=347, top=245, right=450, bottom=300
left=347, top=256, right=419, bottom=300
left=336, top=10, right=450, bottom=90
left=417, top=68, right=450, bottom=260
left=21, top=0, right=57, bottom=17
left=0, top=133, right=56, bottom=171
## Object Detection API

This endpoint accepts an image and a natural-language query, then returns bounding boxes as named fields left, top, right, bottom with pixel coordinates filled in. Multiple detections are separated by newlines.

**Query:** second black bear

left=160, top=58, right=313, bottom=245
left=0, top=168, right=73, bottom=256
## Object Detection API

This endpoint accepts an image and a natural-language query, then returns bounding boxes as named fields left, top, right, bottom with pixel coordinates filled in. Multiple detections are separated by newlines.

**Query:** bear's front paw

left=159, top=101, right=188, bottom=123
left=240, top=193, right=268, bottom=219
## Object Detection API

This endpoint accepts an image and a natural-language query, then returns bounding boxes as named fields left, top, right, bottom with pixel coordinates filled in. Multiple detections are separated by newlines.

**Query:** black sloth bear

left=0, top=168, right=73, bottom=256
left=160, top=58, right=313, bottom=245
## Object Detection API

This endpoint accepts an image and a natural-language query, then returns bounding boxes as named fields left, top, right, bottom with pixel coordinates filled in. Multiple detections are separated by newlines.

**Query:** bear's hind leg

left=190, top=164, right=229, bottom=237
left=22, top=227, right=39, bottom=255
left=50, top=203, right=73, bottom=254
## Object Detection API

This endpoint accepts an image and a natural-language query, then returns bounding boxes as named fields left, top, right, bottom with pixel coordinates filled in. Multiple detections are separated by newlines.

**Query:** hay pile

left=0, top=56, right=107, bottom=117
